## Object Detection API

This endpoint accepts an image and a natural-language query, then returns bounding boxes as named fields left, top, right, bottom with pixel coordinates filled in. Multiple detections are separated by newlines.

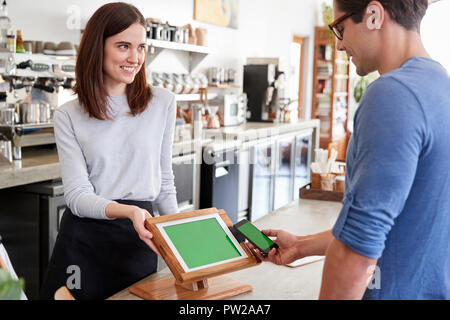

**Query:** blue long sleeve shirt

left=332, top=57, right=450, bottom=299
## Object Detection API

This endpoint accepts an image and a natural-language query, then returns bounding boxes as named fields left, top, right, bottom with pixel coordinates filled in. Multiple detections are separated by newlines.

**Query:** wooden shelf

left=335, top=59, right=349, bottom=65
left=11, top=52, right=76, bottom=61
left=146, top=39, right=210, bottom=72
left=317, top=75, right=332, bottom=80
left=147, top=39, right=210, bottom=54
left=311, top=26, right=350, bottom=161
left=208, top=84, right=240, bottom=89
left=175, top=93, right=217, bottom=102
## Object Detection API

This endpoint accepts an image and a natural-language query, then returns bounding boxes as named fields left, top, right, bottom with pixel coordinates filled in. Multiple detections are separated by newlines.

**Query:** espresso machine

left=0, top=52, right=76, bottom=163
left=243, top=64, right=280, bottom=122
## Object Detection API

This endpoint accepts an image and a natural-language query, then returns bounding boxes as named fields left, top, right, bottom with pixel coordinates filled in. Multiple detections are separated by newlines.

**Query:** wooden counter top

left=108, top=198, right=341, bottom=300
left=0, top=147, right=61, bottom=190
left=0, top=120, right=320, bottom=190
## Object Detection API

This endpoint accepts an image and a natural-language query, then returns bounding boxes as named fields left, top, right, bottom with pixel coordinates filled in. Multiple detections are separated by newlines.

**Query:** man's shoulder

left=360, top=75, right=418, bottom=115
left=361, top=57, right=450, bottom=118
left=375, top=57, right=449, bottom=99
left=355, top=72, right=427, bottom=135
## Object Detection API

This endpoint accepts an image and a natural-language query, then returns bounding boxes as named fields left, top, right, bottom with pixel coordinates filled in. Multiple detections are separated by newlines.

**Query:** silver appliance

left=200, top=145, right=240, bottom=223
left=172, top=153, right=196, bottom=213
left=237, top=147, right=251, bottom=221
left=0, top=122, right=55, bottom=161
left=217, top=93, right=247, bottom=127
left=0, top=51, right=76, bottom=162
left=243, top=64, right=278, bottom=122
left=248, top=130, right=313, bottom=222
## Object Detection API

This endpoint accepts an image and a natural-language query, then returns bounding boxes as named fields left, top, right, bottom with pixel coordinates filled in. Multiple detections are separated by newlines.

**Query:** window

left=421, top=0, right=450, bottom=72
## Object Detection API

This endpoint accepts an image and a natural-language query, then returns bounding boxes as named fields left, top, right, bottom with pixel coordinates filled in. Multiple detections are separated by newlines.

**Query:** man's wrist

left=295, top=235, right=316, bottom=258
left=296, top=230, right=333, bottom=257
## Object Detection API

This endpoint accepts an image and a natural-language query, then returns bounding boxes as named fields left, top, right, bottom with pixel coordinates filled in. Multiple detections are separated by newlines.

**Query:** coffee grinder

left=243, top=64, right=280, bottom=122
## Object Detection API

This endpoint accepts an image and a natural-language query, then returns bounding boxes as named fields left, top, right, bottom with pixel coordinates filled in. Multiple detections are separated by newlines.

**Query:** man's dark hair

left=335, top=0, right=428, bottom=31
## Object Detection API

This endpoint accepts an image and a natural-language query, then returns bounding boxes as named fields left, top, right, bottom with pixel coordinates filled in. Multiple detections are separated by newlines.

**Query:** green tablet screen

left=163, top=218, right=242, bottom=269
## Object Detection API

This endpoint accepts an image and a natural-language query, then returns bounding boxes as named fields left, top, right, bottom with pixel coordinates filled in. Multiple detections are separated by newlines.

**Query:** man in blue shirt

left=250, top=0, right=450, bottom=299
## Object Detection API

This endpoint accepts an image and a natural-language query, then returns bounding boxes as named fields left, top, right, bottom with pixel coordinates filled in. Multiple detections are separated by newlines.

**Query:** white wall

left=6, top=0, right=319, bottom=118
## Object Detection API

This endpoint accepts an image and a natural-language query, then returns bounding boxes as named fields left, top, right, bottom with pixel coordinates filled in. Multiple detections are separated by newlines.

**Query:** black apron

left=40, top=200, right=157, bottom=300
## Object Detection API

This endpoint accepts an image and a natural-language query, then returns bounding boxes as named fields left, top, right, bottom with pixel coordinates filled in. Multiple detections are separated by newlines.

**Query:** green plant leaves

left=322, top=3, right=334, bottom=25
left=0, top=269, right=24, bottom=300
left=353, top=76, right=369, bottom=103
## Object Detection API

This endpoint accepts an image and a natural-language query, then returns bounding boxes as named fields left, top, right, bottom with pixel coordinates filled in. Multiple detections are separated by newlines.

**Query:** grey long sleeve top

left=54, top=87, right=178, bottom=220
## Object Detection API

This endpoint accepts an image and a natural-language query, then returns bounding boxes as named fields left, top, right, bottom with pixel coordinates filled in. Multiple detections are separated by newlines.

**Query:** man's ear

left=366, top=4, right=382, bottom=30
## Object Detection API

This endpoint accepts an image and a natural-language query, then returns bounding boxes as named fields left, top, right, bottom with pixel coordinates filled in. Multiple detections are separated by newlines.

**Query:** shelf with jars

left=148, top=71, right=218, bottom=103
left=145, top=19, right=211, bottom=73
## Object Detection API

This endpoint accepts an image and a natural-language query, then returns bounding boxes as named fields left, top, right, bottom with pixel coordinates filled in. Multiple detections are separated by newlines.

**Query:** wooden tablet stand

left=129, top=208, right=260, bottom=300
left=130, top=275, right=253, bottom=300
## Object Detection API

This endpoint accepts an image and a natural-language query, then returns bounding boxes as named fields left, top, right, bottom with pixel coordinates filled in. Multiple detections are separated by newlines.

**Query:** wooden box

left=299, top=183, right=343, bottom=202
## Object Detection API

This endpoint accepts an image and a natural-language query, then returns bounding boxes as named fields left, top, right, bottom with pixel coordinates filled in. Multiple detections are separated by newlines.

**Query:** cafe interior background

left=0, top=0, right=448, bottom=300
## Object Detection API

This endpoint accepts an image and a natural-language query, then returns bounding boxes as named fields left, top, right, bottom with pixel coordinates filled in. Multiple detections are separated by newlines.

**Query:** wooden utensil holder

left=299, top=183, right=343, bottom=202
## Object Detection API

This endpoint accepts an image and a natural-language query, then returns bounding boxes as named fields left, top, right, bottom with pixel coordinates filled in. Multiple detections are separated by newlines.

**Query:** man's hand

left=248, top=229, right=334, bottom=266
left=247, top=229, right=303, bottom=265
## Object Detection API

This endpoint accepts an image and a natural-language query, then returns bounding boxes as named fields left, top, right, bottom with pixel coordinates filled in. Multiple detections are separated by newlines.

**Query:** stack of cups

left=310, top=148, right=345, bottom=192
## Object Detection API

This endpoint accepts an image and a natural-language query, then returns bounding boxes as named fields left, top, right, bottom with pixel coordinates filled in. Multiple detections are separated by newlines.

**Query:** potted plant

left=353, top=76, right=369, bottom=103
left=322, top=3, right=334, bottom=25
left=0, top=269, right=24, bottom=300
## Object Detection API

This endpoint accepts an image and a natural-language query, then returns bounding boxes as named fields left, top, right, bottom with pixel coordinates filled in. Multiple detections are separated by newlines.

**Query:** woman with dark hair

left=40, top=2, right=178, bottom=300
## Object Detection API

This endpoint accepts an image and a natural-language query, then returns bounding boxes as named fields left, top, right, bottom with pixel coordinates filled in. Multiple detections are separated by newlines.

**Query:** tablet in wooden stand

left=129, top=208, right=260, bottom=300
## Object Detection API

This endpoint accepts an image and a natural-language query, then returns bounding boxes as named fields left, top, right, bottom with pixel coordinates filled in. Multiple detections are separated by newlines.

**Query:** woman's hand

left=248, top=229, right=303, bottom=265
left=129, top=207, right=161, bottom=257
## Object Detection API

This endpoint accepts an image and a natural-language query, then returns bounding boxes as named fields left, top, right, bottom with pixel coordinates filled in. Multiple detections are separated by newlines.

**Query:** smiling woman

left=40, top=2, right=178, bottom=300
left=74, top=2, right=152, bottom=120
left=103, top=25, right=148, bottom=96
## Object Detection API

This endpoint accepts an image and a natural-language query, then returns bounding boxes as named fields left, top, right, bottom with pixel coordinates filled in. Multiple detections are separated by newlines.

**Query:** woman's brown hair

left=74, top=2, right=152, bottom=120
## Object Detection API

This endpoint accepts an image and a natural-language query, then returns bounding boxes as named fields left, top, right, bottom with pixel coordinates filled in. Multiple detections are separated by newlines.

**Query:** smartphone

left=234, top=219, right=278, bottom=256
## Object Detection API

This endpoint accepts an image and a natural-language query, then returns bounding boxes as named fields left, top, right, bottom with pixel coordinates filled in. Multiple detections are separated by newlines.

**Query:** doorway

left=290, top=36, right=306, bottom=119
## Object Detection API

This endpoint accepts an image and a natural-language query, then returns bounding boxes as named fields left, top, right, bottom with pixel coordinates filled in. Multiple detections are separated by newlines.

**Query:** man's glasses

left=328, top=12, right=356, bottom=40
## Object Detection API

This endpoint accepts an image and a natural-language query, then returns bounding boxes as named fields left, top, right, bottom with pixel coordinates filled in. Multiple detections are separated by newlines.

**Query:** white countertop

left=204, top=119, right=320, bottom=142
left=0, top=120, right=320, bottom=190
